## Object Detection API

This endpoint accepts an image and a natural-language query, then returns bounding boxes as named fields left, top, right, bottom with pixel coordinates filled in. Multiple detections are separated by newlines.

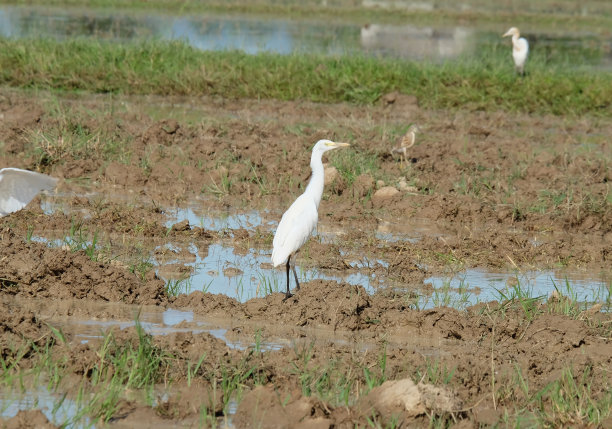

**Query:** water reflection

left=424, top=268, right=611, bottom=309
left=361, top=24, right=473, bottom=59
left=164, top=206, right=266, bottom=231
left=1, top=4, right=609, bottom=67
left=169, top=17, right=294, bottom=55
left=0, top=386, right=91, bottom=428
left=50, top=306, right=285, bottom=351
left=154, top=242, right=379, bottom=302
left=0, top=6, right=354, bottom=56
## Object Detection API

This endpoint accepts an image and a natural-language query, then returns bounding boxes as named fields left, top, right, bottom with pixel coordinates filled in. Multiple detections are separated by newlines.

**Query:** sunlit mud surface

left=0, top=89, right=611, bottom=427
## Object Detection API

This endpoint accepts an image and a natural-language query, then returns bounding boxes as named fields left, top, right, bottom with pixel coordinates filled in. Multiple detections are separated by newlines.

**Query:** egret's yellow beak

left=332, top=142, right=350, bottom=147
left=502, top=30, right=513, bottom=38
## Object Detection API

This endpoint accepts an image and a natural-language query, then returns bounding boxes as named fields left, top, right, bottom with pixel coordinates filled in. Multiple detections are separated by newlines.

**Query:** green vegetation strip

left=1, top=38, right=611, bottom=115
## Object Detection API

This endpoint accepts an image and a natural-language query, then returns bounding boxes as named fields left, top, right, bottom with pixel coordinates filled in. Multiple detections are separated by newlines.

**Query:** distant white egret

left=271, top=139, right=350, bottom=300
left=391, top=124, right=420, bottom=167
left=503, top=27, right=529, bottom=76
left=0, top=168, right=58, bottom=217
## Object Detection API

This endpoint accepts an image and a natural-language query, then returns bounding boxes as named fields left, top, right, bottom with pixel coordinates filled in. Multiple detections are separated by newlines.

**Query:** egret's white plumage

left=503, top=27, right=529, bottom=75
left=0, top=168, right=58, bottom=217
left=272, top=139, right=350, bottom=299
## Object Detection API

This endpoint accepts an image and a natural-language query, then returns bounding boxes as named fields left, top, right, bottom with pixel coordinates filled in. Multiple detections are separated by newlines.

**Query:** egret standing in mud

left=272, top=139, right=350, bottom=300
left=391, top=124, right=420, bottom=167
left=503, top=27, right=529, bottom=76
left=0, top=168, right=58, bottom=217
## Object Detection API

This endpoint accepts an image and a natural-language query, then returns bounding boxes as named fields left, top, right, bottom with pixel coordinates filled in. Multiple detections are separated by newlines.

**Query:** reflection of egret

left=0, top=168, right=58, bottom=217
left=360, top=23, right=472, bottom=60
left=391, top=124, right=420, bottom=167
left=503, top=27, right=529, bottom=76
left=272, top=140, right=350, bottom=300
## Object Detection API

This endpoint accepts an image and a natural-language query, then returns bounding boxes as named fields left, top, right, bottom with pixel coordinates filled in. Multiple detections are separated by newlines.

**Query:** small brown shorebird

left=391, top=124, right=420, bottom=167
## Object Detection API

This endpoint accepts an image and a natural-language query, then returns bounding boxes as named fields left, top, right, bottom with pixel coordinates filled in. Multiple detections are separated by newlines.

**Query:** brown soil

left=0, top=88, right=610, bottom=427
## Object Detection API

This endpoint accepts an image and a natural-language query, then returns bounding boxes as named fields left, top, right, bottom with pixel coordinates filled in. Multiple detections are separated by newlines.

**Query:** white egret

left=271, top=139, right=350, bottom=300
left=391, top=124, right=420, bottom=167
left=0, top=168, right=58, bottom=217
left=503, top=27, right=529, bottom=76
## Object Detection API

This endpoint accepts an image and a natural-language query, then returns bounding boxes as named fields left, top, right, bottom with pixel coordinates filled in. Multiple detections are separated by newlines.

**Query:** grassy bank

left=1, top=38, right=611, bottom=115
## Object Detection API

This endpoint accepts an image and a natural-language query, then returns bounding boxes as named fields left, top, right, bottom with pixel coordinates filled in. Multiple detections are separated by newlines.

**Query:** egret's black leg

left=283, top=257, right=292, bottom=301
left=291, top=262, right=300, bottom=291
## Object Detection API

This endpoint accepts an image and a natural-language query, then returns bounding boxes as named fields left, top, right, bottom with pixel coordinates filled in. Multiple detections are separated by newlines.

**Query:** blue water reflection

left=1, top=5, right=608, bottom=67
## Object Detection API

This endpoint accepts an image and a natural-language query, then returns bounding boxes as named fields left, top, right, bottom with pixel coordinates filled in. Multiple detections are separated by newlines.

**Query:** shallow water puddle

left=35, top=193, right=611, bottom=309
left=0, top=5, right=470, bottom=60
left=53, top=307, right=235, bottom=349
left=164, top=206, right=267, bottom=232
left=155, top=242, right=379, bottom=302
left=1, top=5, right=610, bottom=68
left=423, top=268, right=611, bottom=309
left=0, top=386, right=91, bottom=428
left=46, top=306, right=283, bottom=352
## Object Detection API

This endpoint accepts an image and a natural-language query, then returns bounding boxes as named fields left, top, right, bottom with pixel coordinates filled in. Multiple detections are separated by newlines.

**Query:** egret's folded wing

left=271, top=194, right=318, bottom=266
left=0, top=168, right=58, bottom=216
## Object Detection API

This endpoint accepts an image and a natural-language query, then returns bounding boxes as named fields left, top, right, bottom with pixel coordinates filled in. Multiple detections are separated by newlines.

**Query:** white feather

left=503, top=27, right=529, bottom=75
left=513, top=37, right=529, bottom=71
left=271, top=140, right=349, bottom=271
left=271, top=193, right=318, bottom=267
left=0, top=168, right=58, bottom=217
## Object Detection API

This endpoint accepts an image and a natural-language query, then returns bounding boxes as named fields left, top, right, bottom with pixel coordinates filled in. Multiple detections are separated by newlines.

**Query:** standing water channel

left=0, top=5, right=611, bottom=68
left=34, top=194, right=612, bottom=309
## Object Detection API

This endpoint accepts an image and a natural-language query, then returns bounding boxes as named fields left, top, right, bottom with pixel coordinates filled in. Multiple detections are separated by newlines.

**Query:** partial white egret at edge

left=391, top=124, right=420, bottom=167
left=271, top=139, right=350, bottom=300
left=0, top=168, right=58, bottom=217
left=503, top=27, right=529, bottom=76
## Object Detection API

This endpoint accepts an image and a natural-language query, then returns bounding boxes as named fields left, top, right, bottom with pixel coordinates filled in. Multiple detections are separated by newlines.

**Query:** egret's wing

left=513, top=38, right=529, bottom=65
left=0, top=168, right=58, bottom=216
left=271, top=194, right=318, bottom=267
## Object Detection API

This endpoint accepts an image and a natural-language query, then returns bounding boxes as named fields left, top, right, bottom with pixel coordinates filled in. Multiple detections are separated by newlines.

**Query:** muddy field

left=0, top=88, right=611, bottom=427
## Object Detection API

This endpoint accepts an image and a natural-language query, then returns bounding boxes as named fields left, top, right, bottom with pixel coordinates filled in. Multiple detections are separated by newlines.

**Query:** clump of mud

left=0, top=298, right=52, bottom=362
left=1, top=410, right=57, bottom=429
left=0, top=235, right=168, bottom=305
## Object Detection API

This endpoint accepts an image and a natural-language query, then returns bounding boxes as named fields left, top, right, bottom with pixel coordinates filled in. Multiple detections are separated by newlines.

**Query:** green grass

left=63, top=218, right=99, bottom=260
left=27, top=98, right=132, bottom=166
left=493, top=280, right=544, bottom=321
left=533, top=366, right=612, bottom=426
left=1, top=38, right=611, bottom=116
left=164, top=276, right=194, bottom=296
left=416, top=359, right=455, bottom=386
left=63, top=318, right=173, bottom=424
left=329, top=146, right=380, bottom=188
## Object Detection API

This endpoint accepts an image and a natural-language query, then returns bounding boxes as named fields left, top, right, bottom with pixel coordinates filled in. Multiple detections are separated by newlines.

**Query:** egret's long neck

left=512, top=33, right=520, bottom=47
left=305, top=149, right=325, bottom=208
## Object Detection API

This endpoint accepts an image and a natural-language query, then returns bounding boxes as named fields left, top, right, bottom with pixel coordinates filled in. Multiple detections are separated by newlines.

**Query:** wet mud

left=0, top=89, right=610, bottom=427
